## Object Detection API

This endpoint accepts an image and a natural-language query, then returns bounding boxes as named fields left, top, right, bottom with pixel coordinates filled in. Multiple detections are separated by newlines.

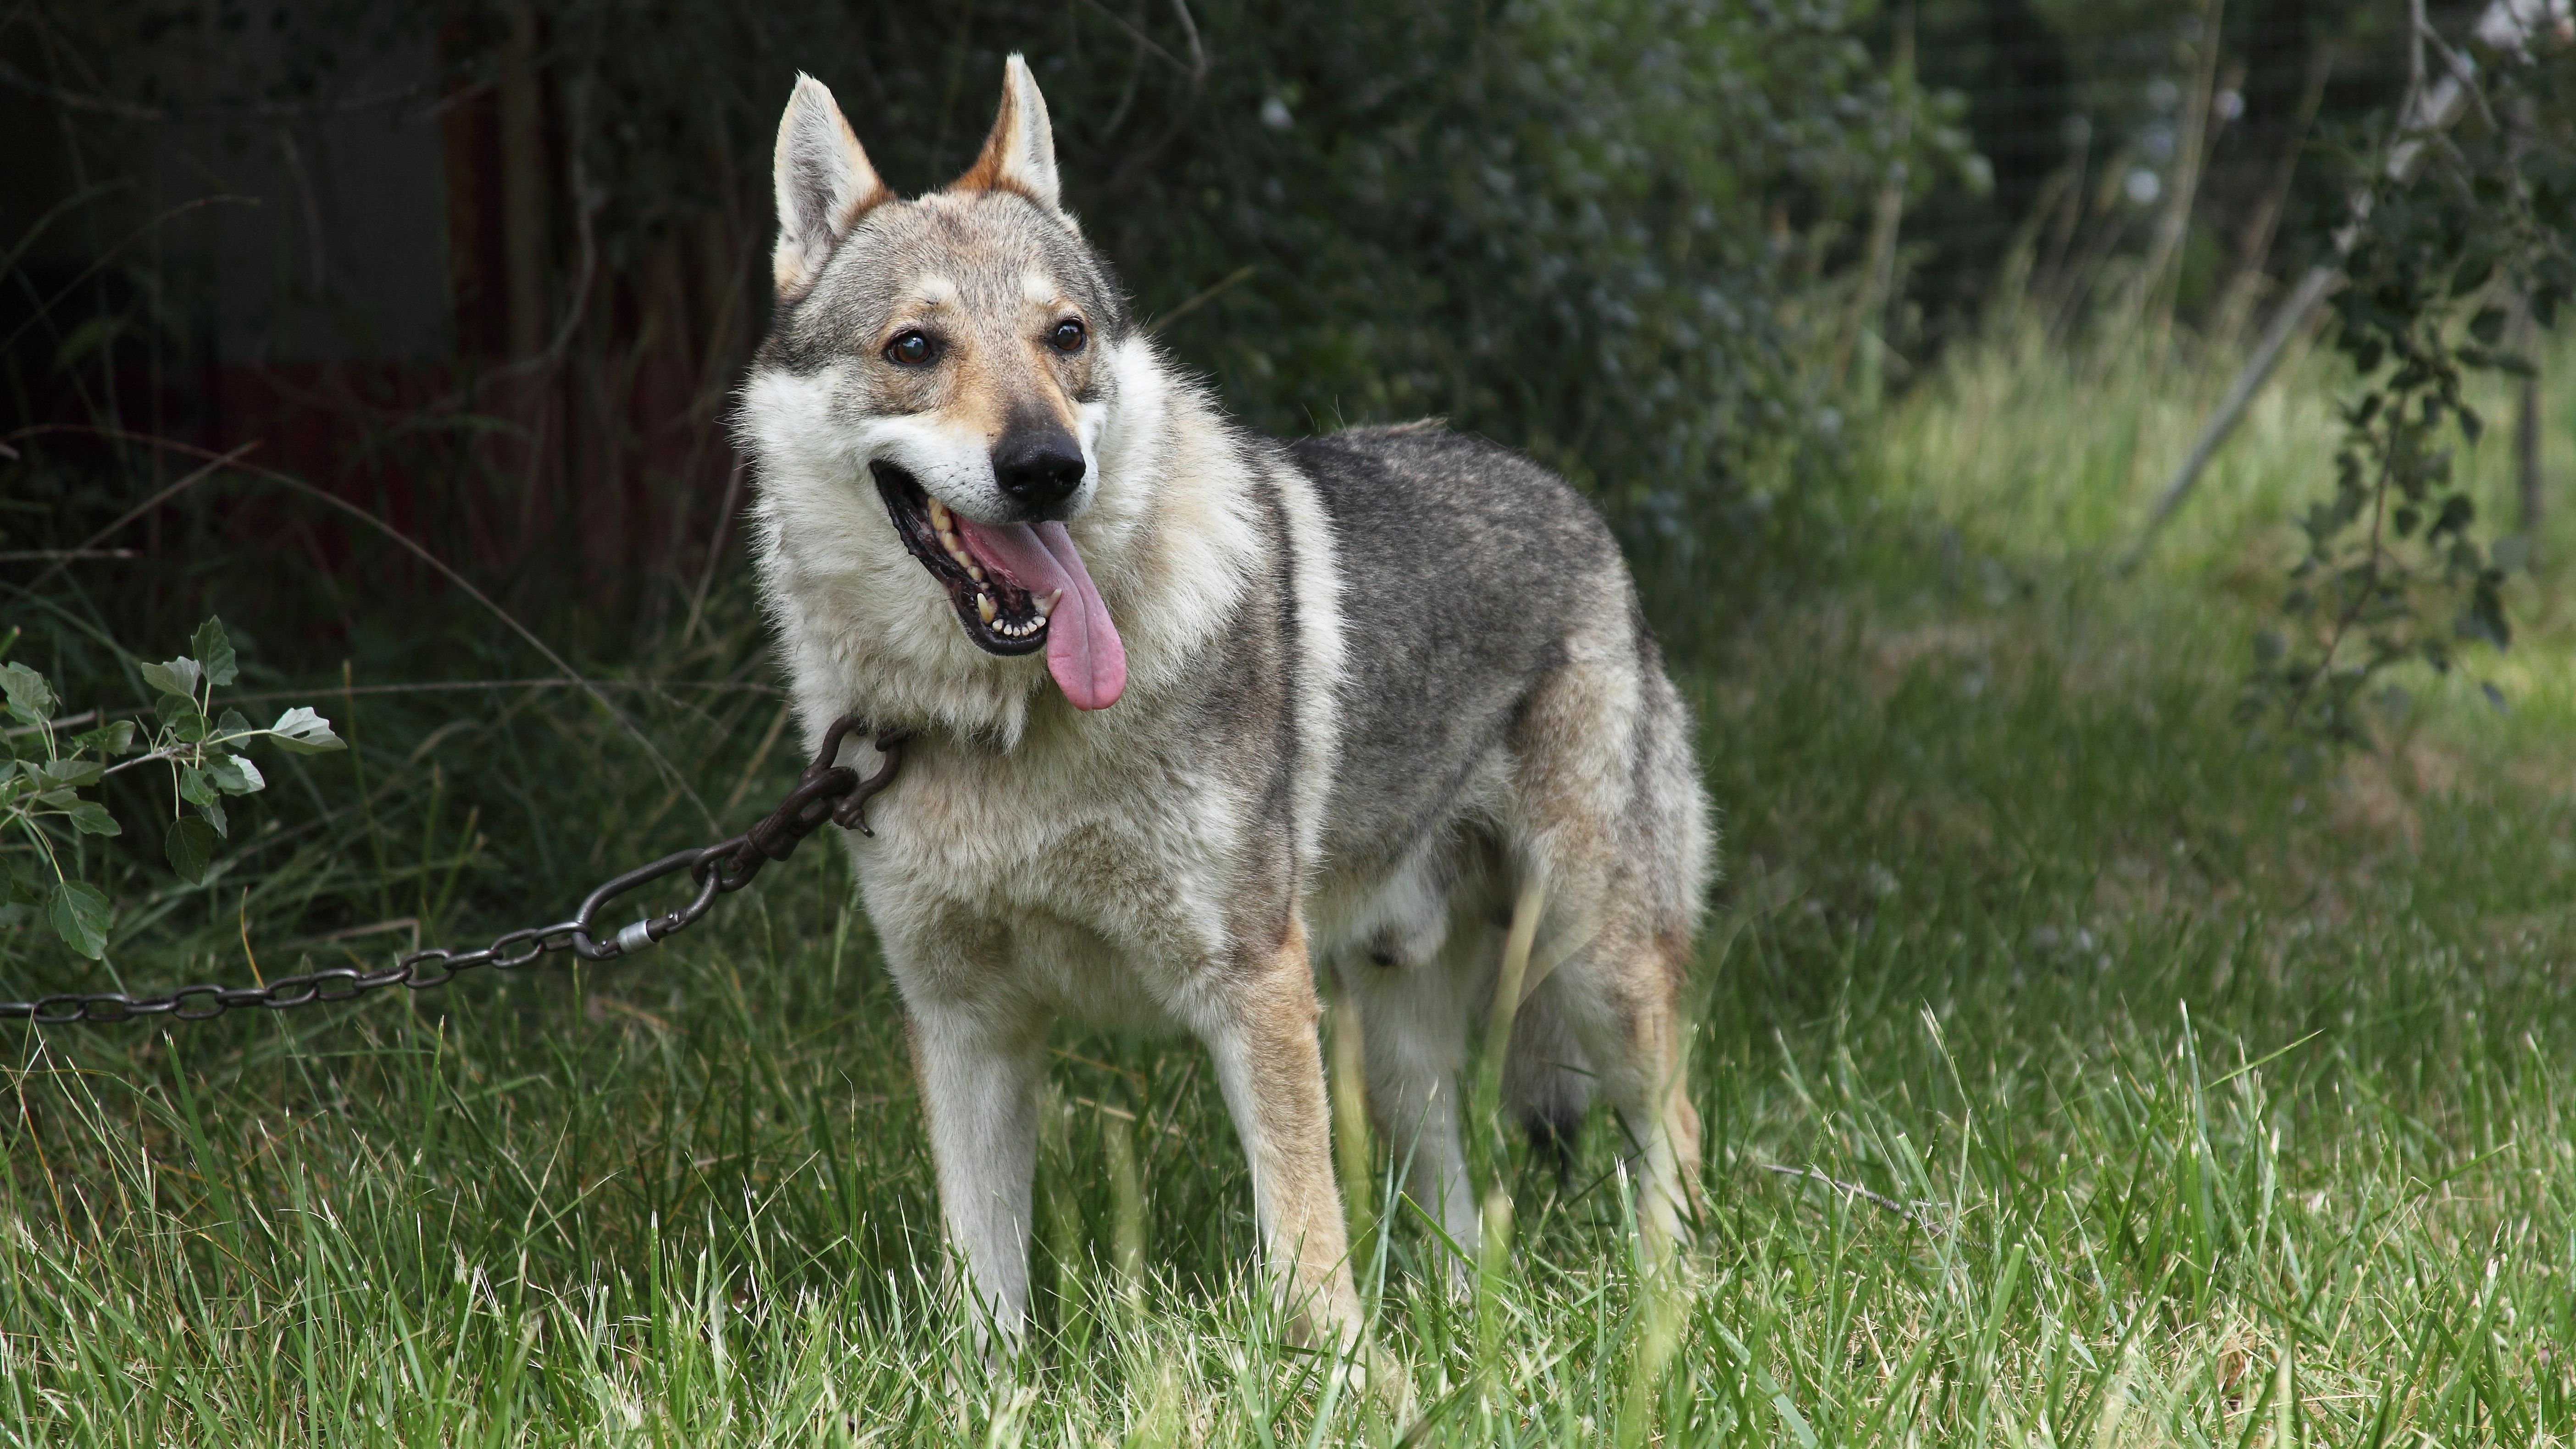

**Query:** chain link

left=2, top=715, right=907, bottom=1027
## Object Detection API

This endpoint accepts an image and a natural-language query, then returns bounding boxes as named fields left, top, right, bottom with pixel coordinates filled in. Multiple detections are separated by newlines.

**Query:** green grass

left=7, top=330, right=2576, bottom=1443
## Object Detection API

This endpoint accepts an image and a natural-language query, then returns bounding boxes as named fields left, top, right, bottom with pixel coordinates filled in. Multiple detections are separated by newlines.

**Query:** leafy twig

left=2, top=619, right=344, bottom=960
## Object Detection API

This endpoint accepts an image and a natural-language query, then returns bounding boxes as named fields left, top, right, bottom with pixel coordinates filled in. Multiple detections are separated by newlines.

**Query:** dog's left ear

left=950, top=54, right=1062, bottom=213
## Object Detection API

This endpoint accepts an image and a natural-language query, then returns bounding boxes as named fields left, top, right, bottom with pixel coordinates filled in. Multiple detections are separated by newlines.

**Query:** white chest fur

left=838, top=703, right=1263, bottom=1031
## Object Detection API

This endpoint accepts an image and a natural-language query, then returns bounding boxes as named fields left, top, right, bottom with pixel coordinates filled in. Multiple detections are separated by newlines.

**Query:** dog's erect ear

left=949, top=54, right=1061, bottom=212
left=771, top=73, right=893, bottom=300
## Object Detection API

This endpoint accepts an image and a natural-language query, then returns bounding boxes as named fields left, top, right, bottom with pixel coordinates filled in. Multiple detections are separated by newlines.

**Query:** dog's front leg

left=1202, top=922, right=1364, bottom=1348
left=907, top=1003, right=1049, bottom=1350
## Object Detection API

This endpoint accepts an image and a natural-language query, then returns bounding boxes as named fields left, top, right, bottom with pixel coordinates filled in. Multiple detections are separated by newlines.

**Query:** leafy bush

left=1, top=619, right=342, bottom=967
left=2243, top=32, right=2576, bottom=749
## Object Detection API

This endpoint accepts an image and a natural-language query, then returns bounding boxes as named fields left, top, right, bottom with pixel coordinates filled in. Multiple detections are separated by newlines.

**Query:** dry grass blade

left=1761, top=1163, right=1949, bottom=1237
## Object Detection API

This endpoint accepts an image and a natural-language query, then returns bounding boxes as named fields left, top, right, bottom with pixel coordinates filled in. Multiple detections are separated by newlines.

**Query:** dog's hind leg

left=1531, top=936, right=1701, bottom=1251
left=1501, top=983, right=1593, bottom=1184
left=1333, top=936, right=1483, bottom=1278
left=1505, top=629, right=1709, bottom=1255
left=907, top=1001, right=1052, bottom=1350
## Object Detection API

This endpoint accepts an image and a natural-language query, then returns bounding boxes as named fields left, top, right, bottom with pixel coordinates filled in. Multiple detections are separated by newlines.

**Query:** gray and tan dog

left=737, top=56, right=1711, bottom=1349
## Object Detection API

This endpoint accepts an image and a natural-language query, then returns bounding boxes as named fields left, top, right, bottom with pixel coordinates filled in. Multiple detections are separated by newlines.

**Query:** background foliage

left=6, top=0, right=1939, bottom=620
left=2243, top=33, right=2576, bottom=749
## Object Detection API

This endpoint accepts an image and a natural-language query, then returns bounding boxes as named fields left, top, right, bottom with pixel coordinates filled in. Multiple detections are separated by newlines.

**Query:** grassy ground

left=6, top=331, right=2576, bottom=1444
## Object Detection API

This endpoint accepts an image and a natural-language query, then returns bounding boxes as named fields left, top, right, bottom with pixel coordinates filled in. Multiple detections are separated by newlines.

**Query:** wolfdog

left=736, top=56, right=1710, bottom=1349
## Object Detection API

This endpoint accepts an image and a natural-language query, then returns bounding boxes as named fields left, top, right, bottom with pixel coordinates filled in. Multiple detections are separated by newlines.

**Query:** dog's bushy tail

left=1503, top=990, right=1592, bottom=1184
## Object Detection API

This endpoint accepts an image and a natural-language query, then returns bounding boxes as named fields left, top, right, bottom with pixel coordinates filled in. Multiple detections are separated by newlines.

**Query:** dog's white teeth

left=1036, top=588, right=1062, bottom=620
left=936, top=523, right=984, bottom=577
left=928, top=497, right=952, bottom=530
left=977, top=593, right=997, bottom=624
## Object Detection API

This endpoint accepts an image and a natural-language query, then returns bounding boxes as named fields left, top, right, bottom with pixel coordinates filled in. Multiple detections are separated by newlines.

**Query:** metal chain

left=1, top=715, right=907, bottom=1027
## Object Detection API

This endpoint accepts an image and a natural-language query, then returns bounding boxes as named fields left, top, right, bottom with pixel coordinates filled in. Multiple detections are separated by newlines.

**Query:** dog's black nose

left=992, top=431, right=1086, bottom=511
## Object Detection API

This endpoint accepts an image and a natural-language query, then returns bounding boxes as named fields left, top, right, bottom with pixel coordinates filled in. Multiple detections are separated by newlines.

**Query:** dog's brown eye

left=1049, top=319, right=1086, bottom=354
left=885, top=331, right=938, bottom=366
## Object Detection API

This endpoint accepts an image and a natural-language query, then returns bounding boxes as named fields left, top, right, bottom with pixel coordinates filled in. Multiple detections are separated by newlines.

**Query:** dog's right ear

left=771, top=74, right=893, bottom=302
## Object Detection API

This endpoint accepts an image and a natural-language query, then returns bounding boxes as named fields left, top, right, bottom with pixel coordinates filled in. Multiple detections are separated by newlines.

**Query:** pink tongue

left=955, top=518, right=1127, bottom=711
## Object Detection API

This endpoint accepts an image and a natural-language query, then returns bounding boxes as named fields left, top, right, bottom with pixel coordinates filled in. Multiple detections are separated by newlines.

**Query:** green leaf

left=0, top=661, right=52, bottom=727
left=32, top=758, right=103, bottom=789
left=48, top=879, right=109, bottom=959
left=195, top=795, right=228, bottom=838
left=267, top=706, right=346, bottom=755
left=203, top=753, right=265, bottom=795
left=140, top=656, right=201, bottom=700
left=2469, top=306, right=2508, bottom=344
left=177, top=766, right=217, bottom=810
left=72, top=719, right=137, bottom=756
left=215, top=708, right=252, bottom=741
left=191, top=617, right=239, bottom=687
left=67, top=801, right=120, bottom=836
left=166, top=816, right=217, bottom=883
left=2433, top=494, right=2476, bottom=538
left=158, top=694, right=207, bottom=743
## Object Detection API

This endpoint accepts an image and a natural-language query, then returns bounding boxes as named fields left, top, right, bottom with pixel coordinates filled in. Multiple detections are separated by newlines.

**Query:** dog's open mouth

left=871, top=460, right=1128, bottom=710
left=874, top=461, right=1049, bottom=655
